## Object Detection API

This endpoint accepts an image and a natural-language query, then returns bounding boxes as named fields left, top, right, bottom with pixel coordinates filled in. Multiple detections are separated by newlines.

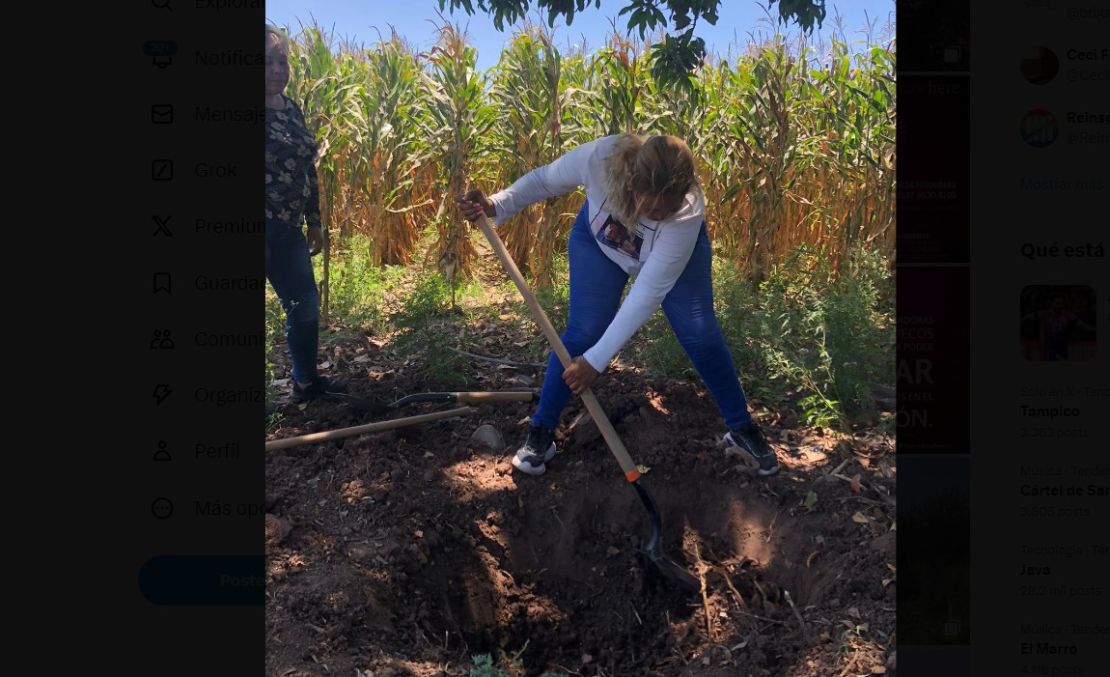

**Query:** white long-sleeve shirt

left=489, top=135, right=706, bottom=372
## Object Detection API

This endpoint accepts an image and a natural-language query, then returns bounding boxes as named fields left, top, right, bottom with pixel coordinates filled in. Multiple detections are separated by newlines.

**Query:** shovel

left=309, top=389, right=535, bottom=414
left=474, top=212, right=698, bottom=591
left=265, top=392, right=537, bottom=451
left=265, top=406, right=475, bottom=452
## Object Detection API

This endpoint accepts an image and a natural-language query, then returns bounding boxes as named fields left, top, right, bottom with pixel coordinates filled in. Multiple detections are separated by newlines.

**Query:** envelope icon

left=151, top=104, right=173, bottom=124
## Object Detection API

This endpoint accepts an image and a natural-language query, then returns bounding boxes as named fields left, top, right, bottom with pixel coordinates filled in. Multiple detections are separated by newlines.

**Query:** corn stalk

left=284, top=24, right=896, bottom=286
left=489, top=27, right=583, bottom=286
left=421, top=24, right=496, bottom=293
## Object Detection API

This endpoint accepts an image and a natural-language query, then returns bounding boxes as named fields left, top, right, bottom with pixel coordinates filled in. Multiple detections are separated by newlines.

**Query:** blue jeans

left=532, top=201, right=753, bottom=430
left=266, top=223, right=319, bottom=384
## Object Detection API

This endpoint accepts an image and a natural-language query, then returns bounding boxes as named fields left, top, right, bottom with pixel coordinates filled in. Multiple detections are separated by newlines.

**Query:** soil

left=265, top=324, right=896, bottom=677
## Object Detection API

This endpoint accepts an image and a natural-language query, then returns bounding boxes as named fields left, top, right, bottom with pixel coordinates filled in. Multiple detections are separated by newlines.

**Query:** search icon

left=152, top=0, right=172, bottom=10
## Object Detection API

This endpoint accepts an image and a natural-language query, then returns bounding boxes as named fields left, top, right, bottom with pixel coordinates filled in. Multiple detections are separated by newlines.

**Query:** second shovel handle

left=265, top=406, right=474, bottom=452
left=454, top=391, right=535, bottom=403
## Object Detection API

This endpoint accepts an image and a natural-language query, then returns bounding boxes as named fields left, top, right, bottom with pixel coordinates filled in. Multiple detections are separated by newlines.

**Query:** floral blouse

left=265, top=94, right=322, bottom=230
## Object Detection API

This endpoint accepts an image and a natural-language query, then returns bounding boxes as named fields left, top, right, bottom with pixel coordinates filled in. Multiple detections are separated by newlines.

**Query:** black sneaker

left=511, top=424, right=557, bottom=476
left=292, top=375, right=348, bottom=403
left=724, top=421, right=780, bottom=476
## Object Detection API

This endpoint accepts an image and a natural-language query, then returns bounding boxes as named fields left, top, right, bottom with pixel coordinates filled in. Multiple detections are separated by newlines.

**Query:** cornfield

left=284, top=20, right=895, bottom=300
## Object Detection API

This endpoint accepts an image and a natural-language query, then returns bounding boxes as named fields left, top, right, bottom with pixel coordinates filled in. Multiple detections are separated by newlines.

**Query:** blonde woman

left=265, top=25, right=345, bottom=401
left=459, top=135, right=779, bottom=477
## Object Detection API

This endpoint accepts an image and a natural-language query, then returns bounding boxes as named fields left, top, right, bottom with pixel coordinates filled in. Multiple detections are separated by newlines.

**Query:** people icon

left=150, top=329, right=175, bottom=350
left=153, top=441, right=172, bottom=462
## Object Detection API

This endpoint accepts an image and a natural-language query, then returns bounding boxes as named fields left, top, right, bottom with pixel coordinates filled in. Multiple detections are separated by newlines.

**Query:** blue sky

left=266, top=0, right=895, bottom=70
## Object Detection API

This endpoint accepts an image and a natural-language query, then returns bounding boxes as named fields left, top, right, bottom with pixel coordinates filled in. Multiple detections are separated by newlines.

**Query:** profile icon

left=153, top=441, right=172, bottom=462
left=1020, top=46, right=1058, bottom=85
left=1020, top=109, right=1058, bottom=147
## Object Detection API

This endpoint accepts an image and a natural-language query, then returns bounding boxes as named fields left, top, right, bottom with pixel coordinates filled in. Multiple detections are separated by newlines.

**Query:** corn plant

left=282, top=24, right=896, bottom=288
left=421, top=23, right=497, bottom=294
left=489, top=26, right=583, bottom=286
left=347, top=35, right=435, bottom=266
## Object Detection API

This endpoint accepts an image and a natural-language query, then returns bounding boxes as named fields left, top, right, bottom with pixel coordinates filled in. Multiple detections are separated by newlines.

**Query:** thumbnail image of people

left=1020, top=286, right=1097, bottom=361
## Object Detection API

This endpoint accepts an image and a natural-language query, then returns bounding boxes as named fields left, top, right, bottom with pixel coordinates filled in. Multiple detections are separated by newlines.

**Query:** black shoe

left=724, top=422, right=780, bottom=476
left=511, top=424, right=557, bottom=476
left=292, top=375, right=348, bottom=402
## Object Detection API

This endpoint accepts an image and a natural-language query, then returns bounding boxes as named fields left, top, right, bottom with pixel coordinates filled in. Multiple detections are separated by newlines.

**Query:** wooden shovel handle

left=475, top=213, right=641, bottom=482
left=453, top=391, right=535, bottom=403
left=265, top=406, right=474, bottom=452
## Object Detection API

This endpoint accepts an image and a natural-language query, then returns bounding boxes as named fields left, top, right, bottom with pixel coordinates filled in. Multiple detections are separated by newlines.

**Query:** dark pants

left=266, top=223, right=319, bottom=384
